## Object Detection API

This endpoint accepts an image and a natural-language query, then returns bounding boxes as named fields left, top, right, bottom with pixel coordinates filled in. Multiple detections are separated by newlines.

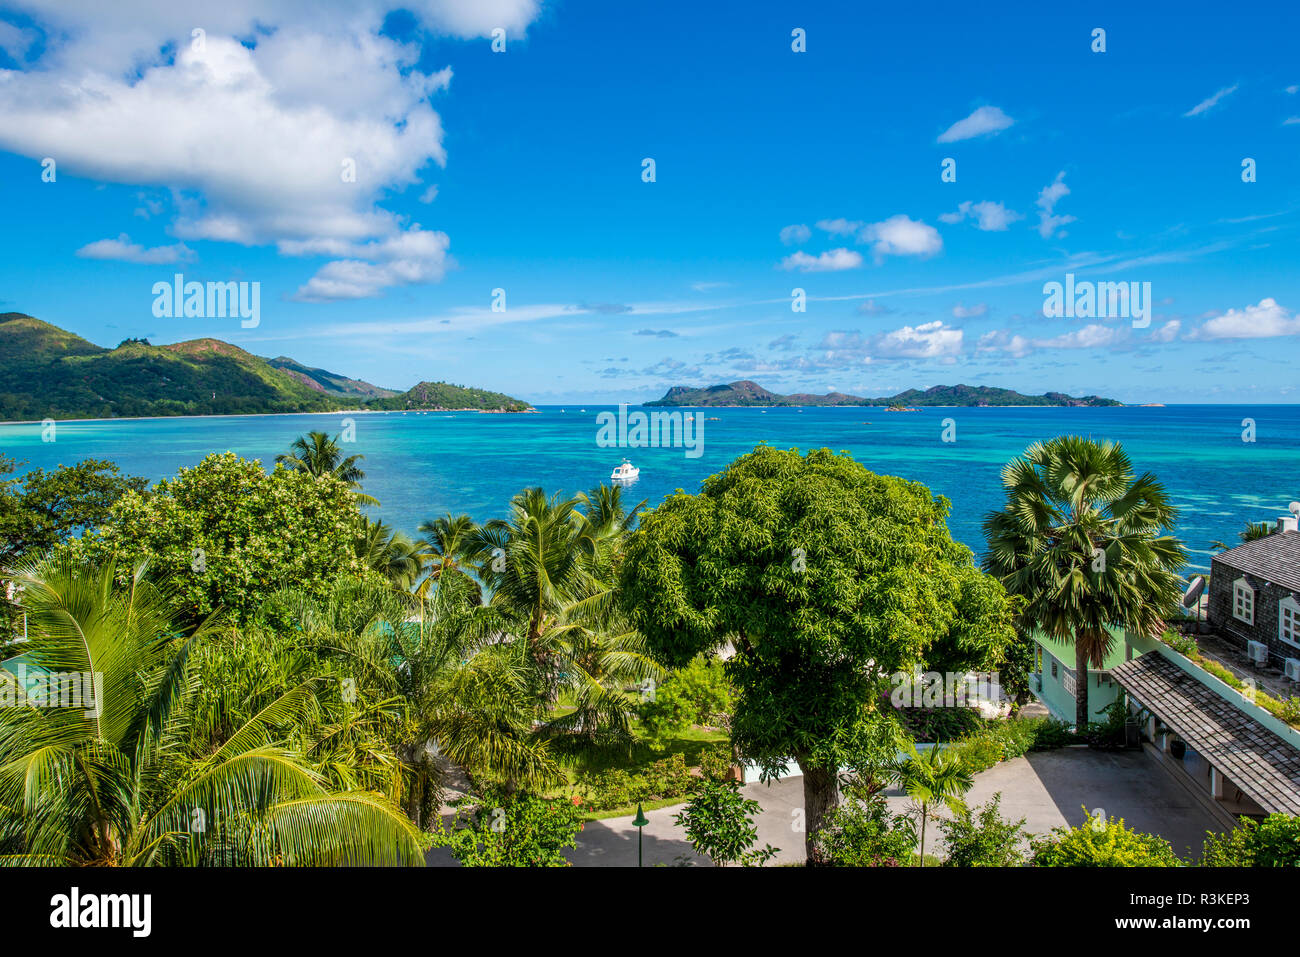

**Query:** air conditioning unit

left=1285, top=659, right=1300, bottom=683
left=1247, top=640, right=1269, bottom=666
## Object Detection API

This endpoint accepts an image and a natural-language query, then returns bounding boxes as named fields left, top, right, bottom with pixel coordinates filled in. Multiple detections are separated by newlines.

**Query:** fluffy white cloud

left=860, top=215, right=942, bottom=260
left=780, top=248, right=863, bottom=272
left=779, top=223, right=812, bottom=245
left=0, top=2, right=544, bottom=299
left=1035, top=171, right=1075, bottom=239
left=822, top=322, right=962, bottom=361
left=936, top=105, right=1014, bottom=143
left=293, top=227, right=452, bottom=301
left=76, top=233, right=194, bottom=264
left=939, top=200, right=1022, bottom=231
left=1184, top=83, right=1239, bottom=117
left=1189, top=298, right=1300, bottom=340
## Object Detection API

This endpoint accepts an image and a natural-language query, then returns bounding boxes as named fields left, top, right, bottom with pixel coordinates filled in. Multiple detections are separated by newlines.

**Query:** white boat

left=610, top=459, right=640, bottom=482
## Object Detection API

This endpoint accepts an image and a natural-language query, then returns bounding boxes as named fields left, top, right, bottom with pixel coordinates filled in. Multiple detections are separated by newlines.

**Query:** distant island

left=0, top=312, right=533, bottom=420
left=646, top=380, right=1122, bottom=408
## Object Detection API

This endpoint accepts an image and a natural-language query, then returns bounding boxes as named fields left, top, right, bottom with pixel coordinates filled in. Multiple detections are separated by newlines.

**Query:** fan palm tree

left=893, top=742, right=972, bottom=867
left=0, top=557, right=425, bottom=866
left=277, top=431, right=378, bottom=505
left=982, top=436, right=1186, bottom=731
left=354, top=517, right=425, bottom=590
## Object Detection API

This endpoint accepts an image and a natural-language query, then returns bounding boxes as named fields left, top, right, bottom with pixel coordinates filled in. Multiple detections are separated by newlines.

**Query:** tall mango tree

left=617, top=446, right=1016, bottom=865
left=982, top=436, right=1186, bottom=731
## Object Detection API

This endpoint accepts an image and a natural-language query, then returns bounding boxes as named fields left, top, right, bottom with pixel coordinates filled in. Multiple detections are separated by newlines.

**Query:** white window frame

left=1280, top=596, right=1300, bottom=650
left=1233, top=577, right=1255, bottom=625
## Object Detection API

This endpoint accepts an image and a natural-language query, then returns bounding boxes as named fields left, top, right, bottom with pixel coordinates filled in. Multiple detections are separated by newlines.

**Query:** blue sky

left=1, top=0, right=1298, bottom=403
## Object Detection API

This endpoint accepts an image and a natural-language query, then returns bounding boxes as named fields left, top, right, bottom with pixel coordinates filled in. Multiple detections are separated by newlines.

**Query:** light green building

left=1030, top=626, right=1161, bottom=724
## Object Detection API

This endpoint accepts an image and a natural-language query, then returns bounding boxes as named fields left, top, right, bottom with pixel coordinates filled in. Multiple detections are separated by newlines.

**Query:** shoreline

left=0, top=407, right=540, bottom=427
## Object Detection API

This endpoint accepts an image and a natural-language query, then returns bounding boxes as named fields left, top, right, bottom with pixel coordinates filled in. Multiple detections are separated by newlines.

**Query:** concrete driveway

left=426, top=747, right=1224, bottom=866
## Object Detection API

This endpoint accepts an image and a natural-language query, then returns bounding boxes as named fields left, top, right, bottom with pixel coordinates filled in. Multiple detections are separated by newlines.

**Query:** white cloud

left=293, top=227, right=452, bottom=301
left=951, top=302, right=988, bottom=319
left=0, top=2, right=545, bottom=299
left=779, top=223, right=812, bottom=245
left=978, top=323, right=1128, bottom=357
left=822, top=321, right=962, bottom=361
left=939, top=200, right=1022, bottom=231
left=815, top=218, right=864, bottom=237
left=936, top=105, right=1014, bottom=143
left=1035, top=171, right=1075, bottom=239
left=1189, top=298, right=1300, bottom=340
left=1284, top=116, right=1300, bottom=126
left=1184, top=83, right=1239, bottom=117
left=1287, top=85, right=1299, bottom=95
left=76, top=233, right=195, bottom=264
left=1149, top=320, right=1181, bottom=342
left=860, top=215, right=942, bottom=260
left=780, top=248, right=864, bottom=272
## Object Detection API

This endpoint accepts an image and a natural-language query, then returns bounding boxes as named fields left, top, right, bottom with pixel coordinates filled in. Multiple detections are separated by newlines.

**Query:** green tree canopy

left=73, top=452, right=373, bottom=624
left=616, top=446, right=1017, bottom=863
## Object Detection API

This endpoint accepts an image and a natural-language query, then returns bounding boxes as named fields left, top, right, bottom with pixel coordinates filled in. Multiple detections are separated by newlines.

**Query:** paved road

left=426, top=747, right=1225, bottom=866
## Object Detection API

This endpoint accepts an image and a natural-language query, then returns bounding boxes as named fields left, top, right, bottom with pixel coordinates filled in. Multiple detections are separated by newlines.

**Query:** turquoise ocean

left=3, top=404, right=1298, bottom=574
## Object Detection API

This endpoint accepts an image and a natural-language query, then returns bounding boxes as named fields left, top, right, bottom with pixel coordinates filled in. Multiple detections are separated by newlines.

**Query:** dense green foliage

left=1203, top=814, right=1300, bottom=866
left=72, top=452, right=373, bottom=624
left=673, top=779, right=777, bottom=866
left=813, top=795, right=917, bottom=867
left=940, top=794, right=1029, bottom=867
left=0, top=557, right=426, bottom=865
left=983, top=436, right=1186, bottom=730
left=618, top=445, right=1016, bottom=863
left=432, top=790, right=585, bottom=867
left=636, top=654, right=732, bottom=750
left=1031, top=812, right=1185, bottom=866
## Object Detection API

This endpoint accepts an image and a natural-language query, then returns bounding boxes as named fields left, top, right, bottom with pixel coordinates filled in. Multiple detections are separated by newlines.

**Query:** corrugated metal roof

left=1111, top=652, right=1300, bottom=816
left=1212, top=530, right=1300, bottom=592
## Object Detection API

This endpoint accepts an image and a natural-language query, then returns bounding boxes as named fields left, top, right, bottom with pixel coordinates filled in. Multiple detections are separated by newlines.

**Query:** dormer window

left=1233, top=578, right=1254, bottom=625
left=1281, top=597, right=1300, bottom=649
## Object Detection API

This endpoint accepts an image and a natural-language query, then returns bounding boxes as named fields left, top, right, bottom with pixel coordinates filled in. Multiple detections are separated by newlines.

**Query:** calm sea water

left=3, top=405, right=1297, bottom=574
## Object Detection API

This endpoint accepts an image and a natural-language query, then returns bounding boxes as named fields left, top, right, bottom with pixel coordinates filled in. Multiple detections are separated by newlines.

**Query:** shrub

left=674, top=779, right=777, bottom=866
left=696, top=742, right=734, bottom=782
left=1161, top=628, right=1199, bottom=658
left=940, top=793, right=1028, bottom=867
left=433, top=790, right=585, bottom=867
left=1031, top=811, right=1184, bottom=867
left=637, top=655, right=733, bottom=749
left=1203, top=814, right=1300, bottom=867
left=813, top=795, right=917, bottom=867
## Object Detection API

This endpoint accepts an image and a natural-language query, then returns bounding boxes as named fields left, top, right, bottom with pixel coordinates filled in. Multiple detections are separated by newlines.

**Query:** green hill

left=646, top=379, right=1121, bottom=408
left=367, top=380, right=533, bottom=412
left=0, top=313, right=531, bottom=420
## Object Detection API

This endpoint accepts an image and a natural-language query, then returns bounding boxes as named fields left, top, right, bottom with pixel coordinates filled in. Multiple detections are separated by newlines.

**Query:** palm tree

left=983, top=436, right=1186, bottom=732
left=277, top=431, right=377, bottom=505
left=471, top=488, right=591, bottom=670
left=0, top=557, right=425, bottom=866
left=1210, top=520, right=1275, bottom=552
left=416, top=513, right=480, bottom=595
left=354, top=516, right=425, bottom=590
left=893, top=743, right=972, bottom=866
